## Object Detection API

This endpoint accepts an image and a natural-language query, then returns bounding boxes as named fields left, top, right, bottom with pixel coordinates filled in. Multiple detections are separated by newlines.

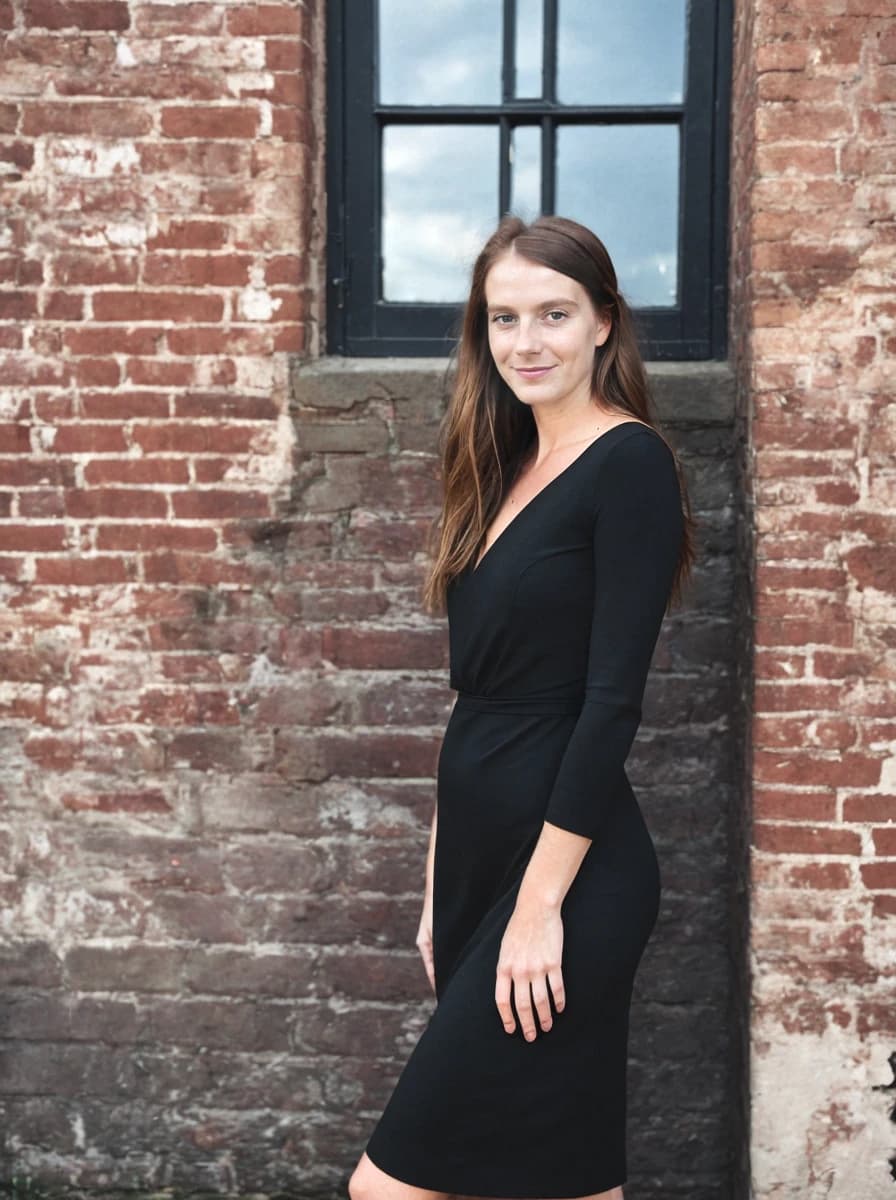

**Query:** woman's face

left=484, top=248, right=612, bottom=412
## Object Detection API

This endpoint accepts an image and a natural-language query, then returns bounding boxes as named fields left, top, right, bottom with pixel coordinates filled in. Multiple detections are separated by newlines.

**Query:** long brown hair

left=421, top=214, right=696, bottom=614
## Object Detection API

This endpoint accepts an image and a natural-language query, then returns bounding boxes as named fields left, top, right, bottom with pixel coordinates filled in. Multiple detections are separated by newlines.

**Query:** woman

left=350, top=214, right=696, bottom=1200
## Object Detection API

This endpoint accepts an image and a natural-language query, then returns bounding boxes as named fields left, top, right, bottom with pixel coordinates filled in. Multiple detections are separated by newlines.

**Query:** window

left=326, top=0, right=731, bottom=358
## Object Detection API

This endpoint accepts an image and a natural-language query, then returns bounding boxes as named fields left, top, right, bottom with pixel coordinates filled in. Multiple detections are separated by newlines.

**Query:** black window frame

left=326, top=0, right=732, bottom=359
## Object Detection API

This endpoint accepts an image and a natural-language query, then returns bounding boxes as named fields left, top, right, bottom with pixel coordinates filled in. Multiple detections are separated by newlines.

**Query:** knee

left=347, top=1160, right=375, bottom=1200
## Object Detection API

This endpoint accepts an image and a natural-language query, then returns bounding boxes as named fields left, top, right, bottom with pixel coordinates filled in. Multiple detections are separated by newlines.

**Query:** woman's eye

left=492, top=314, right=516, bottom=325
left=546, top=310, right=567, bottom=322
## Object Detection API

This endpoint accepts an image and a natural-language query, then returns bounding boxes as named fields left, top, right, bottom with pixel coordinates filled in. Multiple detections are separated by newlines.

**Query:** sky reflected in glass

left=379, top=0, right=502, bottom=105
left=510, top=126, right=541, bottom=221
left=556, top=124, right=679, bottom=306
left=515, top=0, right=544, bottom=97
left=557, top=0, right=686, bottom=105
left=382, top=125, right=500, bottom=302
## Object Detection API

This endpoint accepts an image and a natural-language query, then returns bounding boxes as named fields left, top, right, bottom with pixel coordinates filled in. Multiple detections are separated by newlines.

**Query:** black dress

left=364, top=422, right=684, bottom=1199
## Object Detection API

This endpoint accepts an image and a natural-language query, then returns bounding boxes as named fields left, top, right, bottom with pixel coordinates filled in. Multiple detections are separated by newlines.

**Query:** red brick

left=754, top=823, right=863, bottom=855
left=131, top=423, right=259, bottom=455
left=160, top=106, right=258, bottom=139
left=171, top=490, right=271, bottom=520
left=872, top=827, right=896, bottom=856
left=64, top=488, right=168, bottom=519
left=124, top=358, right=195, bottom=386
left=53, top=253, right=139, bottom=286
left=753, top=789, right=838, bottom=822
left=860, top=862, right=896, bottom=890
left=23, top=0, right=129, bottom=29
left=754, top=748, right=881, bottom=789
left=51, top=424, right=128, bottom=454
left=843, top=794, right=896, bottom=823
left=72, top=358, right=121, bottom=387
left=786, top=862, right=854, bottom=890
left=91, top=292, right=224, bottom=323
left=0, top=525, right=67, bottom=551
left=95, top=522, right=215, bottom=551
left=0, top=424, right=32, bottom=453
left=0, top=103, right=18, bottom=133
left=143, top=254, right=252, bottom=287
left=147, top=220, right=229, bottom=250
left=65, top=327, right=161, bottom=356
left=34, top=555, right=137, bottom=584
left=62, top=790, right=172, bottom=813
left=226, top=4, right=303, bottom=36
left=133, top=3, right=224, bottom=34
left=22, top=102, right=151, bottom=136
left=80, top=391, right=170, bottom=419
left=872, top=895, right=896, bottom=919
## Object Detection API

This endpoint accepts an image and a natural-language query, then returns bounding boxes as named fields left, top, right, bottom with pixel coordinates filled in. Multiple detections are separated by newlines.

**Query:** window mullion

left=500, top=117, right=512, bottom=217
left=503, top=0, right=515, bottom=102
left=543, top=0, right=557, bottom=103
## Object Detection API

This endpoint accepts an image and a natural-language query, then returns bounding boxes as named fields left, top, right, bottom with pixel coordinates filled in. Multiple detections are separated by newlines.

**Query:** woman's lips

left=514, top=366, right=555, bottom=379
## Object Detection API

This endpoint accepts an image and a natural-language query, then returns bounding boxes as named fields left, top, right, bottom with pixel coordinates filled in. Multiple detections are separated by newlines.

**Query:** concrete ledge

left=290, top=355, right=737, bottom=428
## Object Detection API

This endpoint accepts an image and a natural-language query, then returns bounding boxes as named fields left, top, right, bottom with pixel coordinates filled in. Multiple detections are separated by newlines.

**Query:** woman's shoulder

left=595, top=421, right=680, bottom=503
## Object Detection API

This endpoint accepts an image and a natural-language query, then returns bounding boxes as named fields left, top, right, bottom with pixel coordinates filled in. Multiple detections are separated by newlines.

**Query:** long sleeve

left=543, top=430, right=684, bottom=840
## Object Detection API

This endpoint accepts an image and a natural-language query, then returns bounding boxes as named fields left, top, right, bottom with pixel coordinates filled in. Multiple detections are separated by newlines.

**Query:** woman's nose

left=515, top=319, right=542, bottom=353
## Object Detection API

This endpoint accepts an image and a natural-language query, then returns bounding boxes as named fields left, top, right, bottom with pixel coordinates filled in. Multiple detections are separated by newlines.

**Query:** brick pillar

left=731, top=2, right=896, bottom=1195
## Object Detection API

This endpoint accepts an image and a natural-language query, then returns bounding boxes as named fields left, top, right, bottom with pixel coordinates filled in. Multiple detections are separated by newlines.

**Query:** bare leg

left=348, top=1154, right=623, bottom=1200
left=348, top=1151, right=457, bottom=1200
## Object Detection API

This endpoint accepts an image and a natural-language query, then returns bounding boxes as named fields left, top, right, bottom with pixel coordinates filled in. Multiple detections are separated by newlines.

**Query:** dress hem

left=364, top=1140, right=627, bottom=1199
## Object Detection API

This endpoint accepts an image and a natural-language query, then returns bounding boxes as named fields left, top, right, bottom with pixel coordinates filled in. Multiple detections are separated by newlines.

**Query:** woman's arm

left=416, top=800, right=438, bottom=993
left=495, top=430, right=684, bottom=1040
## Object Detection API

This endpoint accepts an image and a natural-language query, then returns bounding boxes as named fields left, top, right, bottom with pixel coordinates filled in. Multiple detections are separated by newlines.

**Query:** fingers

left=530, top=978, right=553, bottom=1035
left=495, top=965, right=565, bottom=1041
left=495, top=964, right=516, bottom=1033
left=547, top=966, right=565, bottom=1014
left=416, top=931, right=436, bottom=994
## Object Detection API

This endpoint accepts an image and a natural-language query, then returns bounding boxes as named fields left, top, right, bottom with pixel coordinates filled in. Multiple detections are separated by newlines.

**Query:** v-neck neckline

left=469, top=420, right=650, bottom=577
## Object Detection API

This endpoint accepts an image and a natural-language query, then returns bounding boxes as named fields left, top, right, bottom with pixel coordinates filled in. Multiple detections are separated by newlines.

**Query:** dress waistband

left=454, top=690, right=584, bottom=715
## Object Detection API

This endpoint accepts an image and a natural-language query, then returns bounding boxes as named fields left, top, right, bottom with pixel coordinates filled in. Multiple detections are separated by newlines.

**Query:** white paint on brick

left=70, top=1112, right=86, bottom=1151
left=115, top=39, right=137, bottom=68
left=169, top=36, right=264, bottom=70
left=0, top=390, right=21, bottom=418
left=227, top=71, right=274, bottom=96
left=257, top=100, right=273, bottom=138
left=247, top=654, right=289, bottom=688
left=238, top=265, right=282, bottom=321
left=104, top=221, right=147, bottom=248
left=51, top=139, right=140, bottom=179
left=235, top=356, right=275, bottom=391
left=752, top=1027, right=896, bottom=1200
left=233, top=412, right=297, bottom=500
left=32, top=425, right=57, bottom=453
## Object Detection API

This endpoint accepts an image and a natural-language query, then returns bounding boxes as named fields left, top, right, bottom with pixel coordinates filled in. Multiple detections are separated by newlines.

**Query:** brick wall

left=3, top=0, right=893, bottom=1196
left=731, top=3, right=896, bottom=1196
left=0, top=0, right=345, bottom=1192
left=0, top=0, right=740, bottom=1187
left=291, top=359, right=739, bottom=1200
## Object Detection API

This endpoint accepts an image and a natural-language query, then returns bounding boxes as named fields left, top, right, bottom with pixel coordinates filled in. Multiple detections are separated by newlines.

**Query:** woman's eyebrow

left=486, top=297, right=580, bottom=313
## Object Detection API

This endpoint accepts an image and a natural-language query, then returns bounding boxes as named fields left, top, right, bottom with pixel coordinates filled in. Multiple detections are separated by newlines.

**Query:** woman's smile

left=515, top=365, right=556, bottom=380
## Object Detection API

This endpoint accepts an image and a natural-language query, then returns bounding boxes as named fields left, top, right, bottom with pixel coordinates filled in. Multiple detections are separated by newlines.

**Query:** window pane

left=379, top=0, right=502, bottom=105
left=382, top=125, right=499, bottom=302
left=509, top=125, right=541, bottom=220
left=514, top=0, right=544, bottom=97
left=556, top=125, right=679, bottom=307
left=557, top=0, right=687, bottom=105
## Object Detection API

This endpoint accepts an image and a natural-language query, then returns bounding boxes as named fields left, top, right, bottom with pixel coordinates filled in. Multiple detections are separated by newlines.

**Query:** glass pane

left=382, top=125, right=500, bottom=302
left=379, top=0, right=502, bottom=105
left=514, top=0, right=544, bottom=97
left=509, top=125, right=541, bottom=220
left=555, top=125, right=679, bottom=307
left=557, top=0, right=687, bottom=105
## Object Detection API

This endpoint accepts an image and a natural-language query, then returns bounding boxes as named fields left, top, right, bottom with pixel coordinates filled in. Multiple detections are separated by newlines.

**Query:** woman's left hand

left=495, top=898, right=565, bottom=1041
